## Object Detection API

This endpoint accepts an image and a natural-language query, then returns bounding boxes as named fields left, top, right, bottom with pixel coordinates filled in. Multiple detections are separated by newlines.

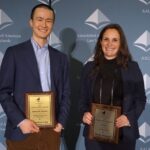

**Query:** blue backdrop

left=0, top=0, right=150, bottom=150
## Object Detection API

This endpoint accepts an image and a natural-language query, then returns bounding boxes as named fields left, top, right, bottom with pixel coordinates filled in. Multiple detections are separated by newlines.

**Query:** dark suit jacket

left=0, top=40, right=70, bottom=140
left=79, top=61, right=146, bottom=141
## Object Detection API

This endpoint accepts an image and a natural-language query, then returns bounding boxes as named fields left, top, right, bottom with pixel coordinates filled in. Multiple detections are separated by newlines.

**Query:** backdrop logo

left=139, top=122, right=150, bottom=143
left=0, top=112, right=6, bottom=132
left=134, top=30, right=150, bottom=52
left=84, top=54, right=94, bottom=65
left=51, top=0, right=60, bottom=5
left=38, top=0, right=60, bottom=5
left=0, top=9, right=13, bottom=30
left=143, top=74, right=150, bottom=91
left=85, top=9, right=110, bottom=30
left=143, top=74, right=150, bottom=104
left=38, top=0, right=49, bottom=4
left=0, top=51, right=4, bottom=67
left=139, top=0, right=150, bottom=5
left=0, top=106, right=6, bottom=150
left=48, top=32, right=62, bottom=49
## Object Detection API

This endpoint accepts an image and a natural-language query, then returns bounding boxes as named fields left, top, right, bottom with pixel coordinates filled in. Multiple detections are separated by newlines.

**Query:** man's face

left=30, top=7, right=54, bottom=42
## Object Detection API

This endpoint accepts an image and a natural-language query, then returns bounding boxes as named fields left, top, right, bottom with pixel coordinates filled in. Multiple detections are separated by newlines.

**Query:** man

left=0, top=4, right=70, bottom=150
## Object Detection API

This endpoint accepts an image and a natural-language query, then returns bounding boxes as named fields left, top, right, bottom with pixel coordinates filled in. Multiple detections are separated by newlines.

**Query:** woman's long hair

left=92, top=23, right=132, bottom=75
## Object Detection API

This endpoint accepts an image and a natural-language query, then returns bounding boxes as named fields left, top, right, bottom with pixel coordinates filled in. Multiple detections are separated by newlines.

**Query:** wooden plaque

left=88, top=103, right=121, bottom=144
left=25, top=91, right=55, bottom=128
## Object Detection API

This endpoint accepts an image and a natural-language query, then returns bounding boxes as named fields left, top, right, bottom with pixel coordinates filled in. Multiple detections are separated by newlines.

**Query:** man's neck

left=32, top=37, right=48, bottom=48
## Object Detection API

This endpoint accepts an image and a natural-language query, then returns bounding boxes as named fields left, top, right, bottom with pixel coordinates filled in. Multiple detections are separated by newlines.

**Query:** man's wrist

left=17, top=119, right=27, bottom=127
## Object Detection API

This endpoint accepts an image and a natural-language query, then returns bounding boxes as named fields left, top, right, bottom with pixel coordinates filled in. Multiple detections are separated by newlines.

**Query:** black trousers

left=85, top=137, right=136, bottom=150
left=6, top=128, right=60, bottom=150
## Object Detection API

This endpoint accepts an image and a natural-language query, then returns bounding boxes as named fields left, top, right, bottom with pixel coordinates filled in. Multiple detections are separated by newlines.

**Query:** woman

left=79, top=24, right=146, bottom=150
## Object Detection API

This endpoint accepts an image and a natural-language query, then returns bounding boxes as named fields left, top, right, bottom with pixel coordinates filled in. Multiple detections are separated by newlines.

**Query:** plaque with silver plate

left=88, top=103, right=121, bottom=144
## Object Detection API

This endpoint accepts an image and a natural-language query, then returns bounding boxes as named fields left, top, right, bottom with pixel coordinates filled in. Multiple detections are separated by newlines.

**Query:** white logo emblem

left=143, top=74, right=150, bottom=104
left=0, top=9, right=13, bottom=30
left=38, top=0, right=49, bottom=4
left=139, top=122, right=150, bottom=143
left=84, top=54, right=94, bottom=65
left=0, top=52, right=4, bottom=67
left=48, top=32, right=62, bottom=48
left=38, top=0, right=60, bottom=5
left=139, top=0, right=150, bottom=5
left=85, top=9, right=110, bottom=30
left=51, top=0, right=60, bottom=5
left=0, top=105, right=6, bottom=150
left=143, top=74, right=150, bottom=91
left=134, top=30, right=150, bottom=52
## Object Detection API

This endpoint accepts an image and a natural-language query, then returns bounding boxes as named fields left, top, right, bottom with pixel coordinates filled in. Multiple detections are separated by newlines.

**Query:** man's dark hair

left=30, top=4, right=55, bottom=21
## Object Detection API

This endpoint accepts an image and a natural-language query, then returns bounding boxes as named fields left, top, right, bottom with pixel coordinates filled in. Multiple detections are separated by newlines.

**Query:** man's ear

left=29, top=19, right=32, bottom=28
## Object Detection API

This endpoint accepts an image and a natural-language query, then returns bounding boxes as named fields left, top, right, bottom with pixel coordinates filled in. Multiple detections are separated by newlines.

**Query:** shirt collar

left=31, top=38, right=48, bottom=52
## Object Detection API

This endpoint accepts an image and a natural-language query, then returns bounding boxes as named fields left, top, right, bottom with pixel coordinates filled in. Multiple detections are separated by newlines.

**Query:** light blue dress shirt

left=31, top=38, right=51, bottom=91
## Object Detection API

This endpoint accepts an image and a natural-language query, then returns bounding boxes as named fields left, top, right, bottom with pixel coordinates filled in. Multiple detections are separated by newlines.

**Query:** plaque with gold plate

left=25, top=92, right=55, bottom=128
left=88, top=103, right=121, bottom=144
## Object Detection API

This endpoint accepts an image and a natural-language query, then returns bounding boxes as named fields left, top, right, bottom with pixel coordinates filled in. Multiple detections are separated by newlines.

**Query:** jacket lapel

left=24, top=41, right=41, bottom=89
left=48, top=46, right=56, bottom=92
left=121, top=67, right=133, bottom=113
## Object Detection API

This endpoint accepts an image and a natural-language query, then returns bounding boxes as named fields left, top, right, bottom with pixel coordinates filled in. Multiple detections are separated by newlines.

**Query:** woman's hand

left=82, top=112, right=93, bottom=125
left=116, top=115, right=130, bottom=128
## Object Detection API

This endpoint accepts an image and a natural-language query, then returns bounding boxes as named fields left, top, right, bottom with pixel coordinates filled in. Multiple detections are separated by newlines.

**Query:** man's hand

left=19, top=119, right=40, bottom=134
left=53, top=123, right=63, bottom=133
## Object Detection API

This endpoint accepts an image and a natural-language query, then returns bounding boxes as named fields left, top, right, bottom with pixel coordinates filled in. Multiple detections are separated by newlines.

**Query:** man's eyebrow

left=35, top=17, right=53, bottom=20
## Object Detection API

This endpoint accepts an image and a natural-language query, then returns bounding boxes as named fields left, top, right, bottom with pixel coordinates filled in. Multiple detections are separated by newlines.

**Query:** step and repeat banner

left=0, top=0, right=150, bottom=150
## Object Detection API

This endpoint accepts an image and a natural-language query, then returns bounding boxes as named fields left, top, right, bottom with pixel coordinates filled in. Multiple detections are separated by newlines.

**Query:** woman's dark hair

left=93, top=23, right=132, bottom=75
left=30, top=4, right=55, bottom=21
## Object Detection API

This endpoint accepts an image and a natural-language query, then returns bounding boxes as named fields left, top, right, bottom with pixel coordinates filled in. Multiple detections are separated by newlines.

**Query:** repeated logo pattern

left=134, top=30, right=150, bottom=52
left=0, top=1, right=150, bottom=149
left=37, top=0, right=60, bottom=5
left=48, top=32, right=62, bottom=49
left=139, top=0, right=150, bottom=5
left=85, top=9, right=110, bottom=30
left=0, top=52, right=4, bottom=66
left=0, top=9, right=13, bottom=30
left=51, top=0, right=61, bottom=5
left=143, top=74, right=150, bottom=105
left=143, top=74, right=150, bottom=91
left=0, top=106, right=6, bottom=150
left=139, top=122, right=150, bottom=143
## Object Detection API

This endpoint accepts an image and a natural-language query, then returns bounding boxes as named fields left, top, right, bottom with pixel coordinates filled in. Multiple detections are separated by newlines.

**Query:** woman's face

left=100, top=28, right=120, bottom=60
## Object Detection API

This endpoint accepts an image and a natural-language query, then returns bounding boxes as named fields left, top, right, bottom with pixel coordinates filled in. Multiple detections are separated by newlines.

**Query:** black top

left=93, top=58, right=123, bottom=107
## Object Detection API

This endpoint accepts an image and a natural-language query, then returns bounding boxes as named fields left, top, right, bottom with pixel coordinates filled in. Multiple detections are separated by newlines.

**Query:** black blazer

left=0, top=40, right=70, bottom=140
left=79, top=61, right=146, bottom=140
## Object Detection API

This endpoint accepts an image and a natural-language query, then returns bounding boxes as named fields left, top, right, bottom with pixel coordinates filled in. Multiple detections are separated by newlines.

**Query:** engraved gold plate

left=26, top=92, right=55, bottom=128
